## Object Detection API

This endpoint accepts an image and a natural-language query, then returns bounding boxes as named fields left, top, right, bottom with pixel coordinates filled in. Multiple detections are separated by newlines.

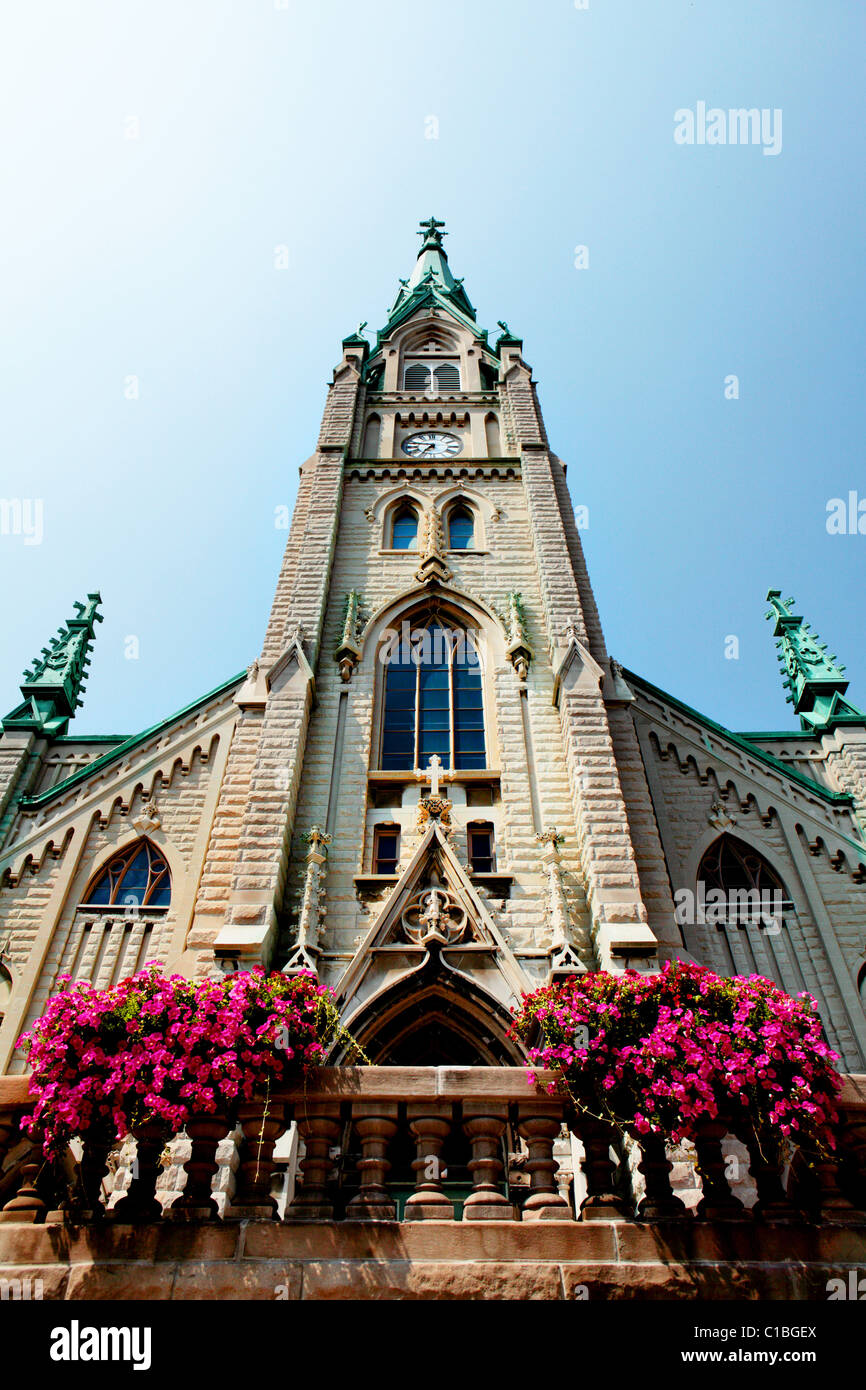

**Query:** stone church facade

left=0, top=220, right=864, bottom=1297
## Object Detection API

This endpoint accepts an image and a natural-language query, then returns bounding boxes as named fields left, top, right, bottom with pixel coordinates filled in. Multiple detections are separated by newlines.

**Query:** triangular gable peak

left=337, top=820, right=527, bottom=1026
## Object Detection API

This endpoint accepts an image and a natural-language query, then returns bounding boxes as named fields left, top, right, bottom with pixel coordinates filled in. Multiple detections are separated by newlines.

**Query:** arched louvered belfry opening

left=82, top=837, right=171, bottom=910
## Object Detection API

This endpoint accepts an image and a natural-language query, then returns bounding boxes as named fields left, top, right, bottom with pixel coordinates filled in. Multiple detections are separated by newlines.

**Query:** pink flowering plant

left=18, top=965, right=356, bottom=1159
left=509, top=960, right=842, bottom=1159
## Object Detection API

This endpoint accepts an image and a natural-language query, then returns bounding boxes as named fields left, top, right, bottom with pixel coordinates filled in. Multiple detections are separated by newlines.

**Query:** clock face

left=401, top=431, right=462, bottom=459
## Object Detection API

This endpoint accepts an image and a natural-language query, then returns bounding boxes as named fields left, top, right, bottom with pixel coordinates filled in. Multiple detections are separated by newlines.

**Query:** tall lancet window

left=381, top=621, right=486, bottom=770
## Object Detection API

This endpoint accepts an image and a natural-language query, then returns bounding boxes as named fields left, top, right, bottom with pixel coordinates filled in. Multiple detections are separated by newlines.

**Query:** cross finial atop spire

left=418, top=215, right=447, bottom=247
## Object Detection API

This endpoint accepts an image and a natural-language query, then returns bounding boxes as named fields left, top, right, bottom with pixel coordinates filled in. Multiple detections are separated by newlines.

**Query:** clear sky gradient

left=1, top=0, right=863, bottom=738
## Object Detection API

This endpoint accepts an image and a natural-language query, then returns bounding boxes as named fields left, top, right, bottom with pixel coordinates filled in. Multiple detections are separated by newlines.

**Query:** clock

left=401, top=431, right=462, bottom=459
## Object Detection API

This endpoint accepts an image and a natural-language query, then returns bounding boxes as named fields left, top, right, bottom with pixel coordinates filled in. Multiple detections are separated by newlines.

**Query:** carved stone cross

left=426, top=754, right=442, bottom=797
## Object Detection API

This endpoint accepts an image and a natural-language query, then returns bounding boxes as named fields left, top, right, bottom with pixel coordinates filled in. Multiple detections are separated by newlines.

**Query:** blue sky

left=1, top=0, right=863, bottom=737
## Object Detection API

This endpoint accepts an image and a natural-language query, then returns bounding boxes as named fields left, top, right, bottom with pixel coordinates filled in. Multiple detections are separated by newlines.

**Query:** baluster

left=0, top=1125, right=47, bottom=1224
left=169, top=1114, right=229, bottom=1220
left=462, top=1103, right=514, bottom=1221
left=112, top=1120, right=165, bottom=1222
left=694, top=1120, right=745, bottom=1220
left=0, top=1107, right=17, bottom=1172
left=404, top=1103, right=455, bottom=1221
left=838, top=1104, right=866, bottom=1217
left=232, top=1099, right=287, bottom=1218
left=742, top=1131, right=800, bottom=1224
left=635, top=1133, right=687, bottom=1220
left=575, top=1116, right=630, bottom=1221
left=517, top=1101, right=571, bottom=1220
left=77, top=1134, right=113, bottom=1218
left=285, top=1102, right=341, bottom=1220
left=812, top=1151, right=865, bottom=1226
left=345, top=1103, right=398, bottom=1220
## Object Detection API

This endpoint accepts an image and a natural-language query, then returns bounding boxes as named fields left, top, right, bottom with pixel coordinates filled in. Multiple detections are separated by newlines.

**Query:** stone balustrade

left=1, top=1067, right=864, bottom=1230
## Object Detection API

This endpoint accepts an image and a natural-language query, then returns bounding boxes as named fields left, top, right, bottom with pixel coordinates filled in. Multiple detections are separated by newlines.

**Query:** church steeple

left=379, top=216, right=479, bottom=342
left=765, top=588, right=865, bottom=732
left=2, top=593, right=103, bottom=736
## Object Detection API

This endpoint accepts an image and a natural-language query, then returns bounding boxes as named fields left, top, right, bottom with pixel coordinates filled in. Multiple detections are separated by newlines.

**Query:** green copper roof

left=15, top=669, right=246, bottom=813
left=765, top=589, right=866, bottom=733
left=621, top=665, right=856, bottom=810
left=2, top=594, right=104, bottom=737
left=374, top=217, right=485, bottom=350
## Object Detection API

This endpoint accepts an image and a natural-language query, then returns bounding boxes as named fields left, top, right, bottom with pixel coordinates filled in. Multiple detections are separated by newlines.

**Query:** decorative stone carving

left=708, top=801, right=738, bottom=832
left=504, top=591, right=532, bottom=682
left=400, top=871, right=467, bottom=947
left=417, top=795, right=453, bottom=834
left=132, top=796, right=160, bottom=835
left=334, top=589, right=364, bottom=682
left=415, top=505, right=452, bottom=585
left=285, top=826, right=332, bottom=973
left=416, top=755, right=453, bottom=833
left=536, top=827, right=584, bottom=978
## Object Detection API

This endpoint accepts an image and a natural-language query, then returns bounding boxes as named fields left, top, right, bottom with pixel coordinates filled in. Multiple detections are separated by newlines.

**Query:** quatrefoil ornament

left=401, top=886, right=467, bottom=947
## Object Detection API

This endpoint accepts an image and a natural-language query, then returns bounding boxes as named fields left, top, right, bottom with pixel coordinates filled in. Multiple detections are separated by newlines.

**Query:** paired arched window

left=402, top=361, right=461, bottom=392
left=83, top=838, right=171, bottom=910
left=447, top=505, right=474, bottom=550
left=390, top=504, right=419, bottom=550
left=381, top=620, right=486, bottom=771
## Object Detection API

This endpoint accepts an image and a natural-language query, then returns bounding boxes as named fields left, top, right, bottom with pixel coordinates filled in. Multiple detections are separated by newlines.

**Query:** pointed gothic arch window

left=698, top=835, right=793, bottom=923
left=447, top=504, right=475, bottom=550
left=390, top=504, right=419, bottom=550
left=83, top=839, right=171, bottom=910
left=380, top=620, right=486, bottom=771
left=694, top=834, right=800, bottom=993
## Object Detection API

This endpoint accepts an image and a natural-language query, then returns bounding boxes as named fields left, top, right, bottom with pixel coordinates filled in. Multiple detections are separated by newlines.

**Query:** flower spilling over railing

left=17, top=966, right=353, bottom=1159
left=509, top=960, right=842, bottom=1161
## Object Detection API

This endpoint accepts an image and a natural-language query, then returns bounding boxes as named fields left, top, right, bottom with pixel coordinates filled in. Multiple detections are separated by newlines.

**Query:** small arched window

left=363, top=414, right=381, bottom=458
left=448, top=505, right=475, bottom=550
left=390, top=504, right=419, bottom=550
left=83, top=839, right=171, bottom=910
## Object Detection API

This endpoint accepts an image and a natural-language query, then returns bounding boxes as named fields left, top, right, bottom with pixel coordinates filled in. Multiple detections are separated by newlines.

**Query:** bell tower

left=195, top=219, right=681, bottom=1052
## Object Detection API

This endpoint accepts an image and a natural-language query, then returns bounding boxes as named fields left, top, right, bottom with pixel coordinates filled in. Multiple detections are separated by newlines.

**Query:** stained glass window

left=381, top=621, right=486, bottom=771
left=83, top=839, right=171, bottom=909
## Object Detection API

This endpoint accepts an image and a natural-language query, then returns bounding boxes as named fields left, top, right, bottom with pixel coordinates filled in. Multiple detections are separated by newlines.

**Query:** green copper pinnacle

left=765, top=589, right=864, bottom=732
left=3, top=593, right=104, bottom=736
